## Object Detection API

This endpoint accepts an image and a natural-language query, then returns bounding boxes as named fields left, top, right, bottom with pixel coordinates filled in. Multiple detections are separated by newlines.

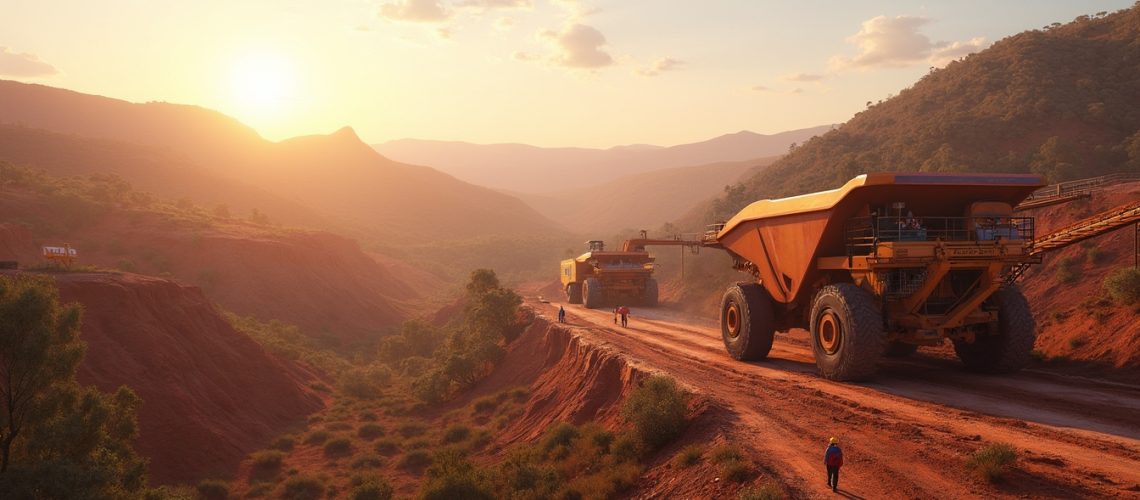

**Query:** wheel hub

left=818, top=310, right=841, bottom=355
left=726, top=303, right=741, bottom=339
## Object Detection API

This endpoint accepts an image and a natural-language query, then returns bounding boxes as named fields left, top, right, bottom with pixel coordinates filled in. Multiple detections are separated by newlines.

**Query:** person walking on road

left=613, top=306, right=619, bottom=324
left=618, top=305, right=630, bottom=327
left=558, top=305, right=566, bottom=323
left=824, top=437, right=843, bottom=492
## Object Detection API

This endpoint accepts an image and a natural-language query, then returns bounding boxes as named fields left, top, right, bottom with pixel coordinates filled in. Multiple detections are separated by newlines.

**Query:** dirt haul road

left=533, top=299, right=1140, bottom=499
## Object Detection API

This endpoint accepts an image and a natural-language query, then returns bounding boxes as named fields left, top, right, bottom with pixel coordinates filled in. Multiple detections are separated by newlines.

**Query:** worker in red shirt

left=618, top=305, right=630, bottom=327
left=825, top=437, right=843, bottom=492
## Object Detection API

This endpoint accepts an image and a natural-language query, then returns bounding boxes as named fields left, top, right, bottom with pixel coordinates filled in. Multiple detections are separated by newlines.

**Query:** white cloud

left=637, top=57, right=683, bottom=77
left=781, top=72, right=825, bottom=82
left=495, top=17, right=515, bottom=31
left=379, top=0, right=451, bottom=23
left=0, top=47, right=57, bottom=77
left=830, top=15, right=989, bottom=69
left=928, top=37, right=986, bottom=67
left=751, top=85, right=771, bottom=92
left=460, top=0, right=531, bottom=8
left=538, top=23, right=613, bottom=69
left=553, top=0, right=601, bottom=19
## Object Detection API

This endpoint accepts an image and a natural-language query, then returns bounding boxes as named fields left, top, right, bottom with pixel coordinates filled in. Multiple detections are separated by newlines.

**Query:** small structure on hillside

left=42, top=245, right=78, bottom=267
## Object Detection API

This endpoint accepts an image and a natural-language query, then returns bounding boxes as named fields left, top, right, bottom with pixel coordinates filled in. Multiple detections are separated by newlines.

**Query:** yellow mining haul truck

left=560, top=240, right=659, bottom=309
left=704, top=172, right=1046, bottom=381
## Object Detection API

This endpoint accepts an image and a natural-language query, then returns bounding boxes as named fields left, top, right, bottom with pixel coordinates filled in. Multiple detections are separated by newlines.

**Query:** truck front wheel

left=809, top=284, right=886, bottom=381
left=583, top=278, right=603, bottom=309
left=720, top=283, right=775, bottom=361
left=953, top=287, right=1035, bottom=374
left=566, top=283, right=583, bottom=304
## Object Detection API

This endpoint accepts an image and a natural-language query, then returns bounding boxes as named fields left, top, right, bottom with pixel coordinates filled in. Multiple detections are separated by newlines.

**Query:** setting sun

left=228, top=51, right=297, bottom=118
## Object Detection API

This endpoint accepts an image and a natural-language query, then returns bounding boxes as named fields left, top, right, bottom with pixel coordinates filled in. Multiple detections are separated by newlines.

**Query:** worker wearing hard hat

left=825, top=437, right=844, bottom=492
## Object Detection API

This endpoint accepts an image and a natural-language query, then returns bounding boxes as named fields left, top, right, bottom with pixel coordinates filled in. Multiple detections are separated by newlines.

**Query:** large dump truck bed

left=708, top=173, right=1045, bottom=305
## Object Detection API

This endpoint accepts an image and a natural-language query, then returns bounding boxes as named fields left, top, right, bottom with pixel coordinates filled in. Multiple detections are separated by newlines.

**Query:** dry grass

left=966, top=442, right=1017, bottom=483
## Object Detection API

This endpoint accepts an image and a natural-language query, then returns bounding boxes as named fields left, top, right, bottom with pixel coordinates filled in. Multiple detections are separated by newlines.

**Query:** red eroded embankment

left=41, top=271, right=323, bottom=484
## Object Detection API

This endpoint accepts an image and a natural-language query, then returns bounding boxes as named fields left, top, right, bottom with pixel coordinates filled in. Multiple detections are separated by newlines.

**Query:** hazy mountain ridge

left=708, top=5, right=1140, bottom=221
left=373, top=125, right=834, bottom=193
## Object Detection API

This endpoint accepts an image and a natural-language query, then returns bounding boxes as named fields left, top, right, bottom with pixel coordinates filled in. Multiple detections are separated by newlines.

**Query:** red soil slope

left=1019, top=183, right=1140, bottom=371
left=0, top=188, right=415, bottom=343
left=1, top=270, right=325, bottom=485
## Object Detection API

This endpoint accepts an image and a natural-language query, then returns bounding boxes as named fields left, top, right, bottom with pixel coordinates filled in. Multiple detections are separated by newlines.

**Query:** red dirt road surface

left=530, top=298, right=1140, bottom=498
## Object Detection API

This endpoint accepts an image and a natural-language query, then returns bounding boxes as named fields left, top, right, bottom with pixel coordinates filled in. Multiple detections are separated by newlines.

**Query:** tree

left=0, top=274, right=147, bottom=496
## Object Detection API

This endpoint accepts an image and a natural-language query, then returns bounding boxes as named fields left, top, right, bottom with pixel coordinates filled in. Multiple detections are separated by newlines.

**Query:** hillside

left=0, top=80, right=563, bottom=242
left=1, top=270, right=326, bottom=484
left=515, top=156, right=778, bottom=234
left=0, top=164, right=416, bottom=344
left=705, top=6, right=1140, bottom=223
left=374, top=126, right=832, bottom=193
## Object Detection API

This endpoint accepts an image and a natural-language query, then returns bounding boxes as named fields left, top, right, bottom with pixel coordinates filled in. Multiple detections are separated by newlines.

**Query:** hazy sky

left=1, top=0, right=1133, bottom=147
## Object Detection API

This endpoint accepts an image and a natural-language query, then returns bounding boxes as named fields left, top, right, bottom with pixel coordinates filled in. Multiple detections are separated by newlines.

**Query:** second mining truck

left=704, top=172, right=1046, bottom=381
left=560, top=234, right=701, bottom=308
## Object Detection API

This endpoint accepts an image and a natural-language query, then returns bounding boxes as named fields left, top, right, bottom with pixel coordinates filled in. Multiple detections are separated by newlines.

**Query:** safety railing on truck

left=845, top=216, right=1036, bottom=256
left=703, top=223, right=725, bottom=244
left=1023, top=172, right=1140, bottom=201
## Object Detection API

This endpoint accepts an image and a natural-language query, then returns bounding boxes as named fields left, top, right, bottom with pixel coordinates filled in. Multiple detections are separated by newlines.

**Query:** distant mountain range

left=373, top=125, right=834, bottom=193
left=0, top=80, right=561, bottom=242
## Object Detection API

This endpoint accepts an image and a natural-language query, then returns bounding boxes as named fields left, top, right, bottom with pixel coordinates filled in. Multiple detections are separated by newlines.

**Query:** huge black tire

left=953, top=287, right=1036, bottom=374
left=583, top=278, right=603, bottom=309
left=720, top=284, right=776, bottom=361
left=566, top=283, right=583, bottom=304
left=642, top=278, right=659, bottom=307
left=809, top=284, right=887, bottom=381
left=884, top=342, right=919, bottom=358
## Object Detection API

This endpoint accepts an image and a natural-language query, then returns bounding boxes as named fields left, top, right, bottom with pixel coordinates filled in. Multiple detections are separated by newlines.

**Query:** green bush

left=1068, top=337, right=1087, bottom=349
left=405, top=438, right=431, bottom=450
left=1055, top=256, right=1080, bottom=284
left=1105, top=267, right=1140, bottom=304
left=358, top=423, right=385, bottom=440
left=442, top=424, right=472, bottom=444
left=472, top=396, right=499, bottom=413
left=421, top=448, right=495, bottom=500
left=324, top=437, right=353, bottom=457
left=280, top=475, right=325, bottom=500
left=541, top=422, right=581, bottom=452
left=966, top=442, right=1017, bottom=483
left=195, top=479, right=229, bottom=500
left=720, top=459, right=752, bottom=482
left=251, top=450, right=286, bottom=469
left=304, top=430, right=330, bottom=445
left=360, top=411, right=379, bottom=422
left=350, top=475, right=394, bottom=500
left=621, top=376, right=689, bottom=451
left=374, top=438, right=400, bottom=456
left=1086, top=247, right=1107, bottom=265
left=272, top=436, right=296, bottom=452
left=710, top=444, right=744, bottom=464
left=673, top=444, right=704, bottom=468
left=738, top=483, right=784, bottom=500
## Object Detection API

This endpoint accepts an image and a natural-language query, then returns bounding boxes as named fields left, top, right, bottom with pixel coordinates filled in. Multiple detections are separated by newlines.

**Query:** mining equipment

left=560, top=232, right=702, bottom=308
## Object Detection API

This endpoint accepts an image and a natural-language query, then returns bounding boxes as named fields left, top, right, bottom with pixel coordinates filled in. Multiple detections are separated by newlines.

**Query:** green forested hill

left=709, top=4, right=1140, bottom=221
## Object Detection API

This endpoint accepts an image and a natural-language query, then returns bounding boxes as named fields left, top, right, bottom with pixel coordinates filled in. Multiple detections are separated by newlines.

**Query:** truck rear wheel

left=809, top=284, right=886, bottom=381
left=566, top=283, right=583, bottom=304
left=720, top=284, right=775, bottom=361
left=642, top=278, right=659, bottom=307
left=953, top=287, right=1036, bottom=373
left=583, top=278, right=603, bottom=309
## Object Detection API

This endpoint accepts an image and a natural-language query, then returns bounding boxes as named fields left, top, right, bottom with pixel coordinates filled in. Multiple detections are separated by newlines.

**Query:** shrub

left=324, top=437, right=353, bottom=457
left=358, top=423, right=385, bottom=440
left=470, top=428, right=494, bottom=450
left=195, top=479, right=229, bottom=500
left=1086, top=247, right=1106, bottom=265
left=621, top=376, right=689, bottom=451
left=406, top=438, right=431, bottom=450
left=399, top=449, right=433, bottom=470
left=272, top=436, right=296, bottom=452
left=966, top=442, right=1017, bottom=483
left=610, top=433, right=640, bottom=463
left=360, top=411, right=379, bottom=422
left=720, top=459, right=752, bottom=482
left=374, top=438, right=400, bottom=456
left=566, top=462, right=641, bottom=499
left=1055, top=256, right=1080, bottom=284
left=738, top=483, right=784, bottom=500
left=673, top=445, right=704, bottom=468
left=710, top=444, right=744, bottom=464
left=542, top=422, right=581, bottom=452
left=1105, top=267, right=1140, bottom=304
left=398, top=422, right=428, bottom=438
left=327, top=421, right=353, bottom=431
left=442, top=424, right=472, bottom=444
left=244, top=482, right=272, bottom=498
left=351, top=454, right=385, bottom=469
left=1068, top=337, right=1087, bottom=349
left=472, top=396, right=499, bottom=413
left=304, top=430, right=330, bottom=445
left=280, top=475, right=325, bottom=500
left=350, top=475, right=394, bottom=500
left=507, top=387, right=529, bottom=403
left=250, top=449, right=286, bottom=474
